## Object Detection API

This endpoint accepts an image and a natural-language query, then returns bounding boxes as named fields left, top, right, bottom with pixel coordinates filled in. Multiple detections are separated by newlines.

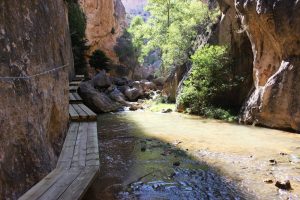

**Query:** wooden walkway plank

left=38, top=170, right=81, bottom=200
left=69, top=93, right=83, bottom=104
left=69, top=86, right=79, bottom=92
left=57, top=123, right=79, bottom=169
left=20, top=77, right=100, bottom=200
left=72, top=104, right=89, bottom=120
left=58, top=167, right=99, bottom=200
left=18, top=169, right=64, bottom=200
left=69, top=105, right=79, bottom=121
left=69, top=93, right=76, bottom=101
left=86, top=123, right=100, bottom=167
left=73, top=93, right=82, bottom=101
left=71, top=123, right=88, bottom=168
left=78, top=123, right=89, bottom=168
left=79, top=104, right=97, bottom=121
left=69, top=81, right=82, bottom=86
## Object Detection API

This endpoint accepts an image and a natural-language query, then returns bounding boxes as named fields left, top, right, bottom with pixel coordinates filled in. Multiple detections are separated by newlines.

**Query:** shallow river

left=84, top=111, right=300, bottom=200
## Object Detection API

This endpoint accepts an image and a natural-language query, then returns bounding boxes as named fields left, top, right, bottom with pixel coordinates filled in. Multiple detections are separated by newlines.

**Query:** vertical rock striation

left=79, top=0, right=126, bottom=63
left=0, top=0, right=73, bottom=199
left=236, top=0, right=300, bottom=131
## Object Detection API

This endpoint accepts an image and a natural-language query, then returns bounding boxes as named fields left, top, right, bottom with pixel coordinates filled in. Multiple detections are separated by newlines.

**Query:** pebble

left=269, top=159, right=277, bottom=165
left=264, top=179, right=273, bottom=184
left=275, top=180, right=292, bottom=190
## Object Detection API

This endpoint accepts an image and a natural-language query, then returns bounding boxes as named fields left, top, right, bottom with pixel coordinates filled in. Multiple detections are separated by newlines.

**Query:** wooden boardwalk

left=20, top=75, right=99, bottom=200
left=69, top=93, right=83, bottom=104
left=69, top=104, right=97, bottom=122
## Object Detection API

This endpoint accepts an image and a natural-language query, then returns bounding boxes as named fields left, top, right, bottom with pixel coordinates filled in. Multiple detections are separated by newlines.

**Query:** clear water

left=84, top=111, right=300, bottom=200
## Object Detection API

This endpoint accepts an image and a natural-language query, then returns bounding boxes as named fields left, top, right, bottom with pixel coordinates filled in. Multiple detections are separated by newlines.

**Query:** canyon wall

left=79, top=0, right=126, bottom=63
left=236, top=0, right=300, bottom=131
left=0, top=0, right=73, bottom=199
left=214, top=0, right=253, bottom=109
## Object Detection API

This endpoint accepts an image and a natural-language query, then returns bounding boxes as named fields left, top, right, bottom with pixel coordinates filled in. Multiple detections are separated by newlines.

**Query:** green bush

left=89, top=50, right=111, bottom=71
left=178, top=45, right=238, bottom=121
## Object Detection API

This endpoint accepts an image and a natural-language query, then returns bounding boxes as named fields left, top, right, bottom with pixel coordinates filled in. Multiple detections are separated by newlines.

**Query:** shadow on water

left=83, top=112, right=255, bottom=200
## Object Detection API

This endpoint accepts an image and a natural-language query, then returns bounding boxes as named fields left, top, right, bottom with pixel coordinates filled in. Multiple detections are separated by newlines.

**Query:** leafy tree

left=128, top=0, right=218, bottom=75
left=89, top=50, right=111, bottom=71
left=67, top=1, right=89, bottom=75
left=178, top=45, right=238, bottom=121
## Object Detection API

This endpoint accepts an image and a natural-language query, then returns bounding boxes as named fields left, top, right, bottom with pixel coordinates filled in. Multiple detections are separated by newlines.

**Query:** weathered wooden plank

left=69, top=86, right=79, bottom=92
left=69, top=93, right=83, bottom=104
left=86, top=159, right=100, bottom=167
left=18, top=169, right=64, bottom=200
left=73, top=93, right=82, bottom=101
left=78, top=123, right=89, bottom=167
left=69, top=81, right=81, bottom=86
left=75, top=75, right=84, bottom=79
left=69, top=105, right=79, bottom=121
left=86, top=123, right=99, bottom=167
left=69, top=93, right=76, bottom=101
left=58, top=167, right=99, bottom=200
left=72, top=104, right=89, bottom=120
left=71, top=123, right=88, bottom=168
left=38, top=170, right=81, bottom=200
left=57, top=123, right=80, bottom=169
left=79, top=104, right=97, bottom=121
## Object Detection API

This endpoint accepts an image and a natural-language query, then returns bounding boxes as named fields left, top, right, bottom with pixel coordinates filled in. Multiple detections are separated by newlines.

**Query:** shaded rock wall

left=0, top=0, right=73, bottom=199
left=79, top=0, right=126, bottom=63
left=214, top=0, right=253, bottom=109
left=237, top=0, right=300, bottom=131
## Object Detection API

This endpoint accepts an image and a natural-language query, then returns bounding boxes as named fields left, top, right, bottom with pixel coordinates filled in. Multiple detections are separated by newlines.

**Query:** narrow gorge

left=0, top=0, right=300, bottom=199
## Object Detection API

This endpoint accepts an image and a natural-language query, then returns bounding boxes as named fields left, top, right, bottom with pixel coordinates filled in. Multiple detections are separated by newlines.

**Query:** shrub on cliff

left=178, top=45, right=238, bottom=121
left=89, top=50, right=111, bottom=71
left=114, top=30, right=139, bottom=77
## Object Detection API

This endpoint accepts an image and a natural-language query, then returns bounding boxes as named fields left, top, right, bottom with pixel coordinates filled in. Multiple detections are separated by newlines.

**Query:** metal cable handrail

left=0, top=63, right=69, bottom=80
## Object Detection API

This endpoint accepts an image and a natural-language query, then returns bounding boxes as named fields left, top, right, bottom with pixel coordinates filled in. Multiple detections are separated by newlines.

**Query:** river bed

left=84, top=111, right=300, bottom=200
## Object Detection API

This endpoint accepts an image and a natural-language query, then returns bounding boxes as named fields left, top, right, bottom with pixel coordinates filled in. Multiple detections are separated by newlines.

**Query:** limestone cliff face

left=0, top=0, right=73, bottom=199
left=235, top=0, right=300, bottom=131
left=79, top=0, right=126, bottom=63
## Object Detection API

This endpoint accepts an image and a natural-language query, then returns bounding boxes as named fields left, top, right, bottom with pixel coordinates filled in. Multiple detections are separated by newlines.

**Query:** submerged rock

left=162, top=109, right=173, bottom=113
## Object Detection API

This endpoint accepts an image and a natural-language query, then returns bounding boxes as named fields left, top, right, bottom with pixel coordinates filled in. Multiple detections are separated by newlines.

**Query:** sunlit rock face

left=79, top=0, right=126, bottom=63
left=0, top=0, right=73, bottom=199
left=236, top=0, right=300, bottom=131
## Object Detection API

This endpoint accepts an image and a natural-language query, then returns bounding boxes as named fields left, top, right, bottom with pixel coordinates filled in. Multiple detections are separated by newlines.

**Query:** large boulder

left=109, top=87, right=127, bottom=105
left=153, top=77, right=166, bottom=87
left=124, top=88, right=143, bottom=101
left=92, top=70, right=112, bottom=89
left=143, top=81, right=157, bottom=91
left=79, top=81, right=122, bottom=113
left=110, top=77, right=129, bottom=86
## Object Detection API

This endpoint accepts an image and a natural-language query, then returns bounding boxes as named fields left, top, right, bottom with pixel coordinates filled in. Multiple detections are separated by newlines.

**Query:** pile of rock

left=78, top=71, right=164, bottom=113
